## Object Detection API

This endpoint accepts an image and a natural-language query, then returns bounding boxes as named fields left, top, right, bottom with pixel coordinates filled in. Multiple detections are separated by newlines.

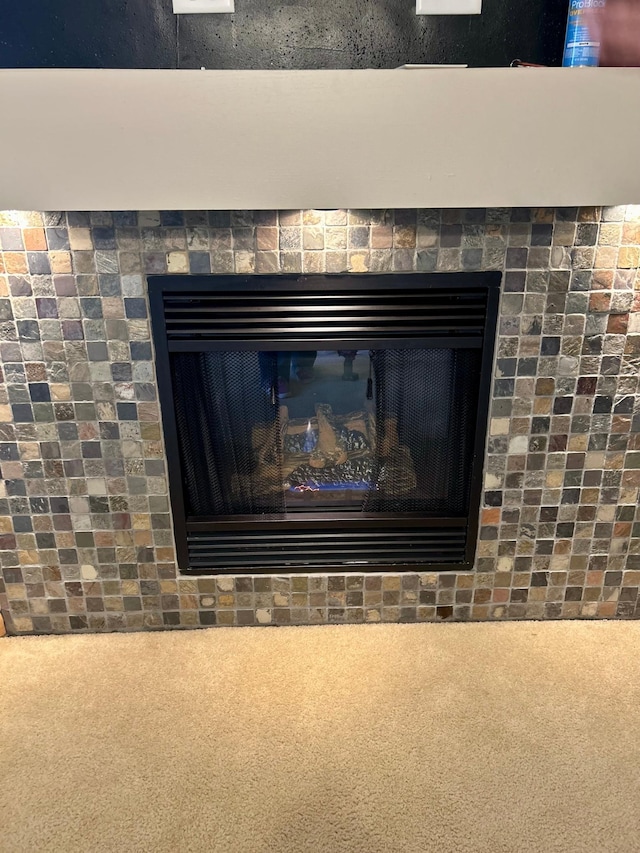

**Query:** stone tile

left=1, top=207, right=640, bottom=634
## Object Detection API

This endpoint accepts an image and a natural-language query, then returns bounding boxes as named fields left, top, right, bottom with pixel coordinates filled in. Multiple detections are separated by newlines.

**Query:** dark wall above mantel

left=0, top=0, right=566, bottom=70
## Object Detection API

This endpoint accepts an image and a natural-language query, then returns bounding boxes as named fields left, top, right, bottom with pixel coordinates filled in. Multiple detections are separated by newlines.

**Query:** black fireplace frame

left=149, top=273, right=500, bottom=575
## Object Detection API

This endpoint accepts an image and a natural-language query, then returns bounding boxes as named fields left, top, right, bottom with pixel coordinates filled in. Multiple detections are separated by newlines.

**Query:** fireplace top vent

left=149, top=273, right=500, bottom=346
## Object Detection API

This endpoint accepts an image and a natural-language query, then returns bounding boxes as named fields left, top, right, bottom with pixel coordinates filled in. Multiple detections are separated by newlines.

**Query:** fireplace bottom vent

left=186, top=525, right=468, bottom=572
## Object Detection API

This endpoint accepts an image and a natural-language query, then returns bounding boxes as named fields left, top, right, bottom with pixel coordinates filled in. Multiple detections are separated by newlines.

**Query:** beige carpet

left=1, top=623, right=640, bottom=853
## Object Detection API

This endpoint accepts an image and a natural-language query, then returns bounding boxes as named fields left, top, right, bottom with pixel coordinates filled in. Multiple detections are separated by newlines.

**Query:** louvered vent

left=186, top=526, right=468, bottom=572
left=160, top=285, right=488, bottom=343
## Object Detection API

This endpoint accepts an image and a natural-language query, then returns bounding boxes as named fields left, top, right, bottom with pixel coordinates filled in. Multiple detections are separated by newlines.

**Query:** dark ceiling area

left=0, top=0, right=566, bottom=70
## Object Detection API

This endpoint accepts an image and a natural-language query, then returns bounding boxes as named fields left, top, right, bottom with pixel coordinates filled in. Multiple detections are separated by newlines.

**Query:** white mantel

left=0, top=68, right=639, bottom=211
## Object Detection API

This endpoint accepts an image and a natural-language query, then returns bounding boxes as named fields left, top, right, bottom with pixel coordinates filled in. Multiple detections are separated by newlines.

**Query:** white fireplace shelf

left=0, top=68, right=639, bottom=211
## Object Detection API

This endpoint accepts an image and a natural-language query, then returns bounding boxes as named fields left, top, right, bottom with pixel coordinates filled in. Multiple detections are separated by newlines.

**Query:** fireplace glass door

left=150, top=274, right=499, bottom=573
left=172, top=347, right=480, bottom=516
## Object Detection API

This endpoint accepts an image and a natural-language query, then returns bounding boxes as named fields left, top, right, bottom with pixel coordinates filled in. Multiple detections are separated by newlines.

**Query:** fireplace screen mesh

left=172, top=350, right=283, bottom=516
left=171, top=347, right=481, bottom=519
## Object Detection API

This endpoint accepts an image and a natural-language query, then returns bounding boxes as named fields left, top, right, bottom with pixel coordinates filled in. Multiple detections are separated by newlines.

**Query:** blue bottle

left=563, top=0, right=606, bottom=67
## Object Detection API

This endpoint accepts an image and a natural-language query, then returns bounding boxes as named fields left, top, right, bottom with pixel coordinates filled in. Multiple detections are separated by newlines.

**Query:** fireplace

left=4, top=203, right=639, bottom=635
left=150, top=273, right=500, bottom=574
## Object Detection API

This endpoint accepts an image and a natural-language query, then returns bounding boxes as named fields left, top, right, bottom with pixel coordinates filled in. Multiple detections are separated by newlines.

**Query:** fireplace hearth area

left=2, top=206, right=640, bottom=634
left=150, top=274, right=499, bottom=573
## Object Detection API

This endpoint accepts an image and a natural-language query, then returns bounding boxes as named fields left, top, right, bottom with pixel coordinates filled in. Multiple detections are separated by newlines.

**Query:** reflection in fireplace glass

left=171, top=346, right=481, bottom=518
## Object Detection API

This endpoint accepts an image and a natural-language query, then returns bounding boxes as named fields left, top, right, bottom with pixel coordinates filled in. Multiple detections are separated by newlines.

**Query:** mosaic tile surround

left=1, top=206, right=640, bottom=635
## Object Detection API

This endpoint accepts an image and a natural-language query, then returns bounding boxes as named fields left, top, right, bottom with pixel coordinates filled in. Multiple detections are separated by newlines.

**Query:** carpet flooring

left=1, top=622, right=639, bottom=852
